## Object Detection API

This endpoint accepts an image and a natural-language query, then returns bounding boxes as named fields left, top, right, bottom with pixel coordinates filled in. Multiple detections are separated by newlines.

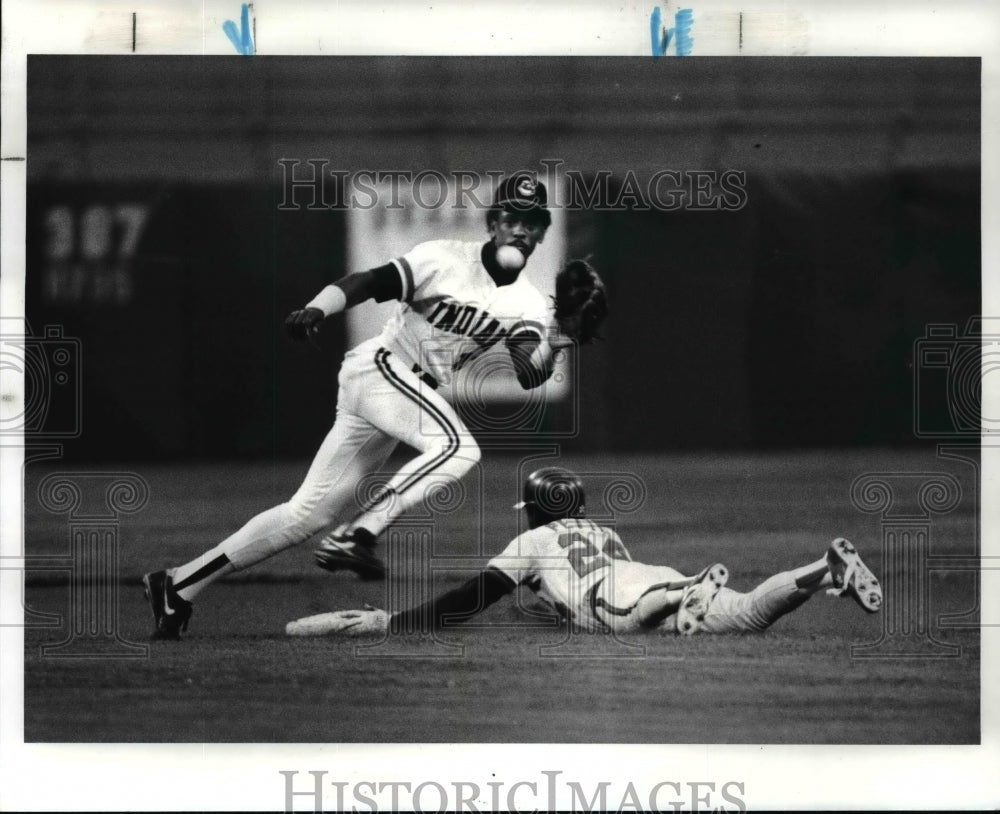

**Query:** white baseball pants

left=220, top=339, right=480, bottom=569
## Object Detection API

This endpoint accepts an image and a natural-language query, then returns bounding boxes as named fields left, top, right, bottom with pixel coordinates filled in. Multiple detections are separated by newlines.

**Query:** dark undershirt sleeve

left=334, top=263, right=403, bottom=307
left=368, top=263, right=404, bottom=303
left=391, top=567, right=517, bottom=631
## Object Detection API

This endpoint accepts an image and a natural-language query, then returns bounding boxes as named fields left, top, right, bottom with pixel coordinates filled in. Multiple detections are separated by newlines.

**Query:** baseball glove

left=553, top=259, right=608, bottom=344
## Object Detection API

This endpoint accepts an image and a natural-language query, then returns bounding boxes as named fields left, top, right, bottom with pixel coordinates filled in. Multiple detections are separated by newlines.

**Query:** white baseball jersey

left=379, top=240, right=550, bottom=386
left=488, top=518, right=687, bottom=631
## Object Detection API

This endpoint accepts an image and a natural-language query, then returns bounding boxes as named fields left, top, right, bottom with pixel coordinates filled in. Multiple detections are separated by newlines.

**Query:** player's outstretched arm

left=506, top=332, right=549, bottom=389
left=507, top=257, right=605, bottom=388
left=392, top=567, right=516, bottom=630
left=506, top=331, right=573, bottom=389
left=286, top=568, right=516, bottom=637
left=284, top=263, right=403, bottom=343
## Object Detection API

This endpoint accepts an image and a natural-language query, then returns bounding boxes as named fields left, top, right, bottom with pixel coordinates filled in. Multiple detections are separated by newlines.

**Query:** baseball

left=496, top=245, right=526, bottom=271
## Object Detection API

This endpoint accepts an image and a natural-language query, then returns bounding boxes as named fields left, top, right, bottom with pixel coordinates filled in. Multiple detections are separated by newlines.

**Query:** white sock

left=792, top=556, right=833, bottom=591
left=634, top=586, right=689, bottom=627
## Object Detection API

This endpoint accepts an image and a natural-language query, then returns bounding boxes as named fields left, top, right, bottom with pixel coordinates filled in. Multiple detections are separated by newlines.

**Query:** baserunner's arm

left=391, top=567, right=516, bottom=630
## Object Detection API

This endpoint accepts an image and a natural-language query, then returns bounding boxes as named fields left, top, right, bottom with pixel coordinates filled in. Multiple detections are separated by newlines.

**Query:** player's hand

left=334, top=607, right=389, bottom=636
left=285, top=307, right=325, bottom=345
left=285, top=607, right=389, bottom=637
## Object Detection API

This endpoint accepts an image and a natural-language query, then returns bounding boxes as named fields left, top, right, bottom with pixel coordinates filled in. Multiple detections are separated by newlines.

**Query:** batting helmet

left=514, top=466, right=586, bottom=523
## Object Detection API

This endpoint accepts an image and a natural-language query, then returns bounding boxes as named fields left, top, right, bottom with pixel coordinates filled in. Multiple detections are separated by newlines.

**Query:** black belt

left=411, top=363, right=439, bottom=390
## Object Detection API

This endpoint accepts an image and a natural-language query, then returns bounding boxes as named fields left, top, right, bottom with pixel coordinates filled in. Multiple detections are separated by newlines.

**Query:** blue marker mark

left=674, top=9, right=694, bottom=56
left=650, top=6, right=694, bottom=57
left=223, top=3, right=254, bottom=55
left=650, top=6, right=664, bottom=56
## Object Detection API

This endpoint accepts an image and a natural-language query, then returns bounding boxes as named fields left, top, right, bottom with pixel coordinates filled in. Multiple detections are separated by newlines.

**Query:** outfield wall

left=23, top=57, right=979, bottom=460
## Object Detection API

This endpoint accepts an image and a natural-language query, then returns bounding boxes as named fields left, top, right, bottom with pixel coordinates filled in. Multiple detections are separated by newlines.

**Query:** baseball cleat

left=826, top=537, right=882, bottom=613
left=676, top=563, right=729, bottom=635
left=314, top=528, right=385, bottom=580
left=142, top=569, right=193, bottom=640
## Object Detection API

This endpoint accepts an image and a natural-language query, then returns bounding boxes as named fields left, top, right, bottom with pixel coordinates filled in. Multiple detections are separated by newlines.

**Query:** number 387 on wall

left=41, top=203, right=150, bottom=306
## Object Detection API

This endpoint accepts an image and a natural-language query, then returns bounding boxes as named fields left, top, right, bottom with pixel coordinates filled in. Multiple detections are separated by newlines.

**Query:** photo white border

left=2, top=0, right=998, bottom=810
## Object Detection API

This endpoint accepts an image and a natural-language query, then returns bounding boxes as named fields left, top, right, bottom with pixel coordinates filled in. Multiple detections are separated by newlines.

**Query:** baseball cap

left=492, top=173, right=549, bottom=213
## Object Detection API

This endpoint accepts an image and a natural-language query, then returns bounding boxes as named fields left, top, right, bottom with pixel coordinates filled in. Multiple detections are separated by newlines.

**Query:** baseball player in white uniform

left=143, top=174, right=566, bottom=640
left=287, top=467, right=884, bottom=638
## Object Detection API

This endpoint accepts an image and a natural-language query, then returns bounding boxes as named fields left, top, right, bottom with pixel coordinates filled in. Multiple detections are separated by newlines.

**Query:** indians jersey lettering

left=378, top=240, right=549, bottom=386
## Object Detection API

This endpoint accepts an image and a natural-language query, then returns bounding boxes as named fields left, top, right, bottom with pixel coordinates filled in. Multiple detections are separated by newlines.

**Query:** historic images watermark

left=276, top=160, right=748, bottom=213
left=28, top=472, right=150, bottom=659
left=280, top=769, right=748, bottom=813
left=0, top=319, right=82, bottom=441
left=849, top=470, right=965, bottom=659
left=0, top=319, right=147, bottom=657
left=913, top=318, right=998, bottom=440
left=844, top=318, right=993, bottom=659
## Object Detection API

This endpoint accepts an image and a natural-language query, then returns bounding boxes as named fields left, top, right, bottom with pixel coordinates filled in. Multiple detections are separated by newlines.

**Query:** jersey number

left=557, top=530, right=626, bottom=579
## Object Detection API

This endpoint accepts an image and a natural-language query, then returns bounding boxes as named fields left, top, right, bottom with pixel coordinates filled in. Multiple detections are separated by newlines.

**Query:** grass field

left=22, top=448, right=980, bottom=744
